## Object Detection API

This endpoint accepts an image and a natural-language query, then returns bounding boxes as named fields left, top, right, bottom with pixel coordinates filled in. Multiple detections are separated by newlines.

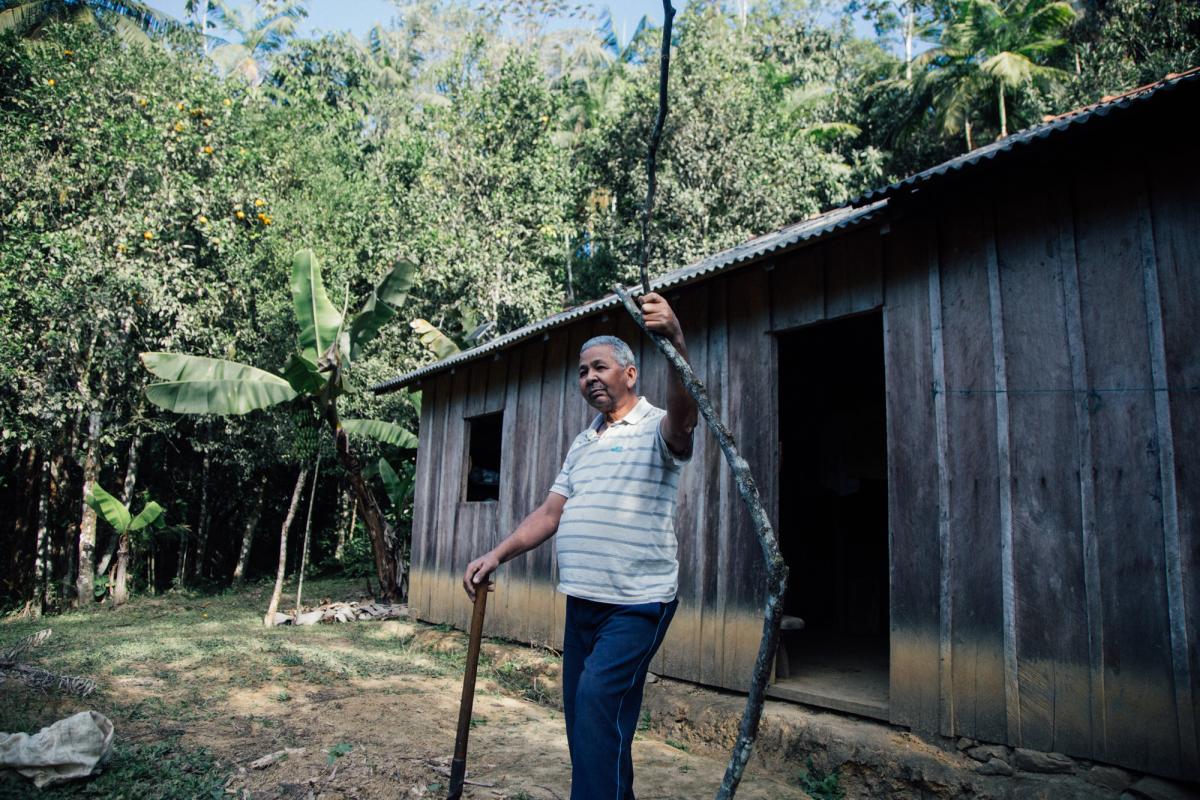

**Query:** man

left=463, top=292, right=697, bottom=800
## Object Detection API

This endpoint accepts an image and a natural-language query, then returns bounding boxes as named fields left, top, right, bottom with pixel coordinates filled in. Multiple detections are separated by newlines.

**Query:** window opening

left=465, top=412, right=503, bottom=502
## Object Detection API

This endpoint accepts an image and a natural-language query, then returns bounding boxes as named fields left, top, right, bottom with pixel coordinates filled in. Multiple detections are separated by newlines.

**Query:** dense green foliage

left=1, top=0, right=1195, bottom=610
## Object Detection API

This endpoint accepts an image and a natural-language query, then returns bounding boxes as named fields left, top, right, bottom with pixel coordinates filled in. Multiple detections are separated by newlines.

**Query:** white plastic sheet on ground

left=0, top=711, right=114, bottom=788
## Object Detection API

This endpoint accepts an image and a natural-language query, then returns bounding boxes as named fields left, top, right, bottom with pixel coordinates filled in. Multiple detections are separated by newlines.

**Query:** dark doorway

left=465, top=412, right=503, bottom=502
left=772, top=311, right=889, bottom=719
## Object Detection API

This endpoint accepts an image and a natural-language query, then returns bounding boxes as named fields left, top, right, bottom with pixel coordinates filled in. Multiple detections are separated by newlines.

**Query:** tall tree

left=0, top=0, right=180, bottom=42
left=920, top=0, right=1076, bottom=143
left=207, top=0, right=308, bottom=84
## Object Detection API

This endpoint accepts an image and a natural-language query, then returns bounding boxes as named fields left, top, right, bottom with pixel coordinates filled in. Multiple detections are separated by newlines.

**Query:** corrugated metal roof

left=371, top=200, right=887, bottom=394
left=851, top=67, right=1200, bottom=206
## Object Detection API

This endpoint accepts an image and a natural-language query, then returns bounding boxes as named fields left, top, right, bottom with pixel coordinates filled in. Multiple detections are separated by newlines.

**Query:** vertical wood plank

left=701, top=279, right=730, bottom=687
left=993, top=178, right=1093, bottom=757
left=926, top=231, right=954, bottom=736
left=883, top=218, right=943, bottom=733
left=1071, top=162, right=1180, bottom=777
left=509, top=338, right=547, bottom=643
left=826, top=229, right=885, bottom=318
left=721, top=267, right=775, bottom=691
left=438, top=368, right=471, bottom=626
left=409, top=377, right=439, bottom=620
left=463, top=361, right=489, bottom=419
left=1136, top=174, right=1197, bottom=776
left=485, top=354, right=508, bottom=414
left=937, top=198, right=1008, bottom=744
left=1057, top=187, right=1109, bottom=763
left=427, top=372, right=459, bottom=624
left=1147, top=152, right=1200, bottom=778
left=770, top=247, right=825, bottom=332
left=984, top=209, right=1021, bottom=747
left=495, top=347, right=523, bottom=641
left=529, top=330, right=567, bottom=648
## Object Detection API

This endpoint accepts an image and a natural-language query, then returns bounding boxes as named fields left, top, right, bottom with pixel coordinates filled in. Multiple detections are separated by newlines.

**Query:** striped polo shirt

left=549, top=397, right=690, bottom=604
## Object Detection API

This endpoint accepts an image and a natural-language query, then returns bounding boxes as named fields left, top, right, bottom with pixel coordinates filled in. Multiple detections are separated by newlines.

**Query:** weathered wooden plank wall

left=406, top=135, right=1198, bottom=780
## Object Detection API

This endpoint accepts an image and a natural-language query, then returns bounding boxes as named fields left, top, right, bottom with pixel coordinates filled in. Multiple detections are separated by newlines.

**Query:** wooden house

left=374, top=70, right=1200, bottom=781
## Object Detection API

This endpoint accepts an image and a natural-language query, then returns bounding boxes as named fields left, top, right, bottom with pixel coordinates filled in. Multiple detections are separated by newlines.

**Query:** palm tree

left=0, top=0, right=181, bottom=44
left=206, top=0, right=307, bottom=85
left=919, top=0, right=1076, bottom=146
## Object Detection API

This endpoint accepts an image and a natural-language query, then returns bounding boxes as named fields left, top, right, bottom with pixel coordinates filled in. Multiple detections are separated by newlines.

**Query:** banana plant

left=376, top=457, right=416, bottom=599
left=85, top=484, right=165, bottom=606
left=141, top=249, right=418, bottom=600
left=410, top=302, right=496, bottom=361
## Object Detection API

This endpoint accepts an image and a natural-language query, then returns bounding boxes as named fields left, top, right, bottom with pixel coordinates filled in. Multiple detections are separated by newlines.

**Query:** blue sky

left=155, top=1, right=682, bottom=45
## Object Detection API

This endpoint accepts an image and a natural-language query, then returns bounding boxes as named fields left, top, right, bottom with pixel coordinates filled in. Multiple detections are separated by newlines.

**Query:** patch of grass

left=327, top=742, right=353, bottom=764
left=487, top=659, right=553, bottom=704
left=275, top=689, right=291, bottom=702
left=0, top=737, right=228, bottom=799
left=665, top=738, right=689, bottom=752
left=798, top=757, right=843, bottom=800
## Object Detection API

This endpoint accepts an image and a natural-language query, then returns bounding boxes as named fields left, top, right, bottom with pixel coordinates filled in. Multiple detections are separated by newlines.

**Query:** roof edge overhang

left=850, top=67, right=1200, bottom=207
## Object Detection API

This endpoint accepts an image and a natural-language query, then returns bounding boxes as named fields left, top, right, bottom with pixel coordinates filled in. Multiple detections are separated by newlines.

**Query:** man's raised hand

left=638, top=292, right=684, bottom=346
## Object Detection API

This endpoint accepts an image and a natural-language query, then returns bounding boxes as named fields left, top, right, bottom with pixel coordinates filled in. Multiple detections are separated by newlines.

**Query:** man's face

left=578, top=345, right=637, bottom=413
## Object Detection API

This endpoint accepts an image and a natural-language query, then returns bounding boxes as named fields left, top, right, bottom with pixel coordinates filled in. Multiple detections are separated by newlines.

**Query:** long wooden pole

left=448, top=583, right=490, bottom=799
left=614, top=285, right=788, bottom=799
left=622, top=9, right=790, bottom=793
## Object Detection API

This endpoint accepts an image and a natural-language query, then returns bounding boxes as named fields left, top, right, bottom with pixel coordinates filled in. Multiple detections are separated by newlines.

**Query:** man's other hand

left=463, top=554, right=499, bottom=600
left=639, top=292, right=683, bottom=345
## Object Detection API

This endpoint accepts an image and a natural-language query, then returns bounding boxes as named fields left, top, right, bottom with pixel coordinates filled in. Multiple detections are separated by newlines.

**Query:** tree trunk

left=265, top=467, right=307, bottom=626
left=34, top=455, right=51, bottom=617
left=965, top=118, right=974, bottom=151
left=193, top=451, right=211, bottom=580
left=112, top=532, right=131, bottom=606
left=334, top=487, right=349, bottom=562
left=98, top=434, right=141, bottom=576
left=75, top=409, right=102, bottom=606
left=997, top=85, right=1007, bottom=139
left=233, top=474, right=267, bottom=585
left=295, top=452, right=321, bottom=612
left=325, top=404, right=401, bottom=600
left=176, top=530, right=188, bottom=586
left=904, top=0, right=915, bottom=82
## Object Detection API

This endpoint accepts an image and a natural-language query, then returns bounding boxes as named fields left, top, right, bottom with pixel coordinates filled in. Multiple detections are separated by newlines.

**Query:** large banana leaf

left=409, top=390, right=422, bottom=416
left=85, top=484, right=132, bottom=533
left=410, top=319, right=461, bottom=360
left=291, top=249, right=343, bottom=363
left=129, top=501, right=164, bottom=531
left=141, top=353, right=297, bottom=415
left=378, top=457, right=414, bottom=509
left=281, top=353, right=325, bottom=395
left=342, top=418, right=418, bottom=448
left=349, top=259, right=417, bottom=359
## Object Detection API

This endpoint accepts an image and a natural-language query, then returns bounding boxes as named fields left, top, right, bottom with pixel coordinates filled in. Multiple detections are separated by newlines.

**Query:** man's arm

left=639, top=292, right=697, bottom=457
left=462, top=491, right=566, bottom=599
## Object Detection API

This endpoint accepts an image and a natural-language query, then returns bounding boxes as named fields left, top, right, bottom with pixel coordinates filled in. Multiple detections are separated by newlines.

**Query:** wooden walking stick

left=448, top=582, right=490, bottom=800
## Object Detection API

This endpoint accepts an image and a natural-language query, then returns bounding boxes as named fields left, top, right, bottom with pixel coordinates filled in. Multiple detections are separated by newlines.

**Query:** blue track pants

left=562, top=595, right=678, bottom=800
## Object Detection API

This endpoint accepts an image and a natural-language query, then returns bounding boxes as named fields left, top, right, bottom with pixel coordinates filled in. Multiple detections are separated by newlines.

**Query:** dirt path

left=180, top=669, right=807, bottom=800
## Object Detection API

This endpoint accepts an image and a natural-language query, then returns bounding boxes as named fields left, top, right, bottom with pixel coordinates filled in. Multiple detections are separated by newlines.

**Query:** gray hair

left=580, top=336, right=636, bottom=370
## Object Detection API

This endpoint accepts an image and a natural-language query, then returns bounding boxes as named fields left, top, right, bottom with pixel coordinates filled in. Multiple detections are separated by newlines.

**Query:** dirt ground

left=0, top=582, right=811, bottom=800
left=165, top=625, right=808, bottom=799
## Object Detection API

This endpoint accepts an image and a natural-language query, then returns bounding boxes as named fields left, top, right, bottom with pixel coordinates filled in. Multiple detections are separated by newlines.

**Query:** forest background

left=2, top=0, right=1197, bottom=614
